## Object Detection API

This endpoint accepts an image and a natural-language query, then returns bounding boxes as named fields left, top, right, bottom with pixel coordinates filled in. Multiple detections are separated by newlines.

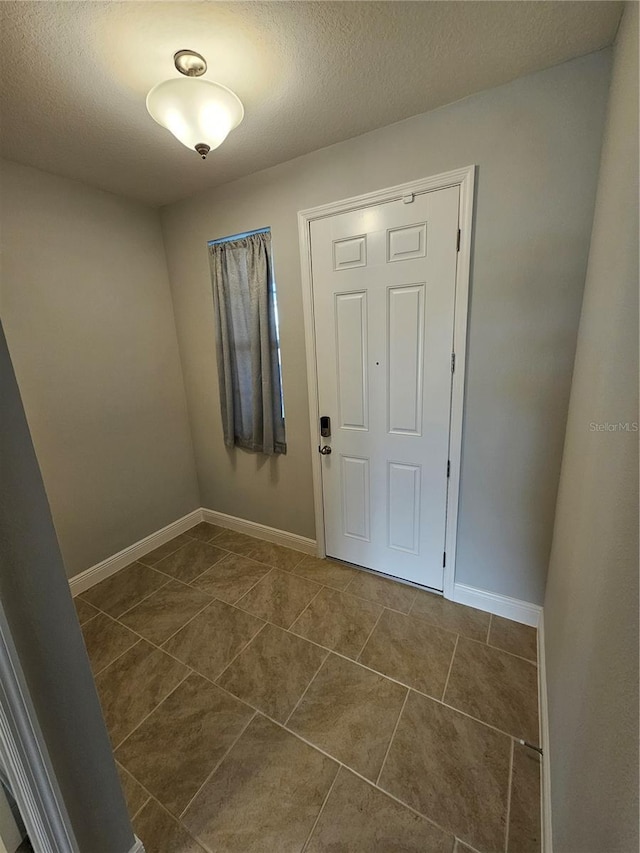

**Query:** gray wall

left=543, top=5, right=639, bottom=851
left=0, top=160, right=199, bottom=578
left=0, top=322, right=134, bottom=853
left=161, top=51, right=611, bottom=604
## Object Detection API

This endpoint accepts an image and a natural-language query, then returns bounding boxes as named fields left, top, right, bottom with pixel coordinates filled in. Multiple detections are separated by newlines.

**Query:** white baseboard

left=69, top=508, right=317, bottom=596
left=201, top=508, right=316, bottom=555
left=452, top=582, right=542, bottom=627
left=69, top=509, right=203, bottom=596
left=538, top=612, right=553, bottom=853
left=129, top=838, right=145, bottom=853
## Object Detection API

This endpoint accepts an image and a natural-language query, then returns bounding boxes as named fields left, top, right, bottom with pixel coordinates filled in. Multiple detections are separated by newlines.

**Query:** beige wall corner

left=0, top=161, right=200, bottom=577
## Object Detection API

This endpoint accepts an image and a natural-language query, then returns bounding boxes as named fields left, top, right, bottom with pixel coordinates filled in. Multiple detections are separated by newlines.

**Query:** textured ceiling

left=0, top=1, right=622, bottom=207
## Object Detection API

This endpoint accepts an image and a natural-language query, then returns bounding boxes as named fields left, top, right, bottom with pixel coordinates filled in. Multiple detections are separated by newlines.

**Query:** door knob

left=319, top=445, right=332, bottom=455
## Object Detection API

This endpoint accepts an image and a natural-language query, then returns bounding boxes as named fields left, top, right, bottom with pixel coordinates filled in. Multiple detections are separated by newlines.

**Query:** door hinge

left=443, top=551, right=446, bottom=568
left=446, top=460, right=450, bottom=478
left=456, top=229, right=461, bottom=252
left=451, top=353, right=456, bottom=373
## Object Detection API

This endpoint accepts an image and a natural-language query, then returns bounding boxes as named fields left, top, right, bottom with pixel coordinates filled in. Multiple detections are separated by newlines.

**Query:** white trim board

left=453, top=582, right=542, bottom=627
left=297, top=166, right=476, bottom=600
left=69, top=508, right=316, bottom=596
left=201, top=508, right=316, bottom=555
left=537, top=612, right=553, bottom=853
left=69, top=509, right=204, bottom=596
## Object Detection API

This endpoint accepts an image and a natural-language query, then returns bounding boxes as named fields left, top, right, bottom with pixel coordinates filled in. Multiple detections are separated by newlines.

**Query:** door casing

left=297, top=165, right=475, bottom=600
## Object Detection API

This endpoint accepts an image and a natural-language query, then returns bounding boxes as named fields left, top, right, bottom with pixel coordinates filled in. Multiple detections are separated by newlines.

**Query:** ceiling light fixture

left=146, top=50, right=244, bottom=160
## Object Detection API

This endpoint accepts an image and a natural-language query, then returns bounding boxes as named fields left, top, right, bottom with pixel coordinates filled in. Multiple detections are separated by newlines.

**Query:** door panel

left=388, top=283, right=425, bottom=435
left=311, top=186, right=459, bottom=590
left=335, top=291, right=369, bottom=430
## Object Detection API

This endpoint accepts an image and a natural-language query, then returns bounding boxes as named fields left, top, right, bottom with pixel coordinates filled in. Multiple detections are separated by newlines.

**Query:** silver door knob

left=319, top=445, right=332, bottom=455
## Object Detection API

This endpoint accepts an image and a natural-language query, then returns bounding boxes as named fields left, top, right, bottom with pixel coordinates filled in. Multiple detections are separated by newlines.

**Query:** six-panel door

left=310, top=186, right=459, bottom=590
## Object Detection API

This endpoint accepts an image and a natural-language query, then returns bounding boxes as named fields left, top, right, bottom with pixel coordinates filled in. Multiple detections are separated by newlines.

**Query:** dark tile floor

left=75, top=521, right=541, bottom=853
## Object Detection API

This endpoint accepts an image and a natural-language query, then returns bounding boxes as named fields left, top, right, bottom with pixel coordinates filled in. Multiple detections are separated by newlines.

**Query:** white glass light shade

left=146, top=77, right=244, bottom=153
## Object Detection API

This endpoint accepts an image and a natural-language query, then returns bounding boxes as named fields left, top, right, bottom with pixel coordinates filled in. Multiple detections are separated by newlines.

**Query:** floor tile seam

left=504, top=738, right=515, bottom=853
left=223, top=564, right=277, bottom=605
left=151, top=674, right=455, bottom=847
left=114, top=761, right=153, bottom=823
left=205, top=533, right=310, bottom=571
left=374, top=687, right=410, bottom=786
left=92, top=636, right=146, bottom=679
left=89, top=629, right=141, bottom=678
left=79, top=569, right=172, bottom=618
left=300, top=763, right=341, bottom=853
left=131, top=596, right=220, bottom=649
left=343, top=586, right=432, bottom=617
left=140, top=596, right=533, bottom=744
left=213, top=621, right=270, bottom=684
left=353, top=606, right=385, bottom=662
left=441, top=634, right=460, bottom=702
left=404, top=607, right=492, bottom=642
left=111, top=668, right=192, bottom=752
left=274, top=561, right=354, bottom=592
left=115, top=579, right=216, bottom=627
left=78, top=612, right=99, bottom=630
left=154, top=551, right=235, bottom=588
left=178, top=710, right=258, bottom=821
left=267, top=713, right=458, bottom=843
left=287, top=585, right=327, bottom=635
left=182, top=537, right=434, bottom=616
left=142, top=794, right=206, bottom=850
left=137, top=541, right=188, bottom=567
left=455, top=838, right=484, bottom=853
left=438, top=697, right=531, bottom=743
left=486, top=613, right=492, bottom=644
left=229, top=610, right=532, bottom=740
left=485, top=639, right=538, bottom=666
left=460, top=632, right=539, bottom=668
left=282, top=646, right=331, bottom=726
left=230, top=572, right=421, bottom=628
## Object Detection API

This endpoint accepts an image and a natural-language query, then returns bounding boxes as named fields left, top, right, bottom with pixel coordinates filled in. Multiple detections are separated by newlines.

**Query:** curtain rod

left=208, top=227, right=270, bottom=246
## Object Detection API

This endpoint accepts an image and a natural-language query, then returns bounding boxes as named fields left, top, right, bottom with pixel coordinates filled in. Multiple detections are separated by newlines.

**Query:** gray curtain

left=208, top=232, right=286, bottom=455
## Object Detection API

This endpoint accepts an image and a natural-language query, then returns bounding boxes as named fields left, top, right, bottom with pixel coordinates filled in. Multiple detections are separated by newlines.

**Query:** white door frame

left=297, top=165, right=475, bottom=600
left=0, top=601, right=79, bottom=853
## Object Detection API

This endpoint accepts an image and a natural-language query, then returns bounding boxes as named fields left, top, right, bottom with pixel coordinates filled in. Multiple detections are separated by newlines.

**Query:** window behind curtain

left=208, top=228, right=286, bottom=455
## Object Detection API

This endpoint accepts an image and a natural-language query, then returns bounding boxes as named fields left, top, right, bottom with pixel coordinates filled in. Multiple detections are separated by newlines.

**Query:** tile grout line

left=82, top=567, right=173, bottom=620
left=271, top=710, right=457, bottom=843
left=287, top=586, right=326, bottom=634
left=486, top=613, right=492, bottom=644
left=178, top=710, right=257, bottom=820
left=133, top=663, right=477, bottom=849
left=283, top=646, right=331, bottom=727
left=147, top=596, right=220, bottom=649
left=227, top=567, right=274, bottom=606
left=441, top=634, right=459, bottom=702
left=110, top=591, right=530, bottom=745
left=115, top=763, right=152, bottom=823
left=111, top=668, right=192, bottom=752
left=354, top=607, right=385, bottom=662
left=91, top=637, right=144, bottom=679
left=141, top=795, right=206, bottom=850
left=375, top=687, right=410, bottom=787
left=90, top=530, right=538, bottom=847
left=456, top=633, right=539, bottom=667
left=504, top=737, right=515, bottom=853
left=300, top=765, right=341, bottom=853
left=214, top=621, right=269, bottom=684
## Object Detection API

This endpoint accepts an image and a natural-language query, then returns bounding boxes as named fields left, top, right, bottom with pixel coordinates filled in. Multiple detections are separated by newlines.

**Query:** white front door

left=310, top=185, right=460, bottom=591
